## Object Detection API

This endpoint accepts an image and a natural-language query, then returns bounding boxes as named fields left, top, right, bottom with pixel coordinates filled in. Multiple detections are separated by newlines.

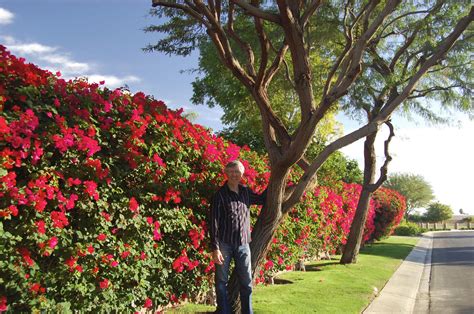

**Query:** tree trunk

left=228, top=171, right=287, bottom=313
left=340, top=131, right=377, bottom=264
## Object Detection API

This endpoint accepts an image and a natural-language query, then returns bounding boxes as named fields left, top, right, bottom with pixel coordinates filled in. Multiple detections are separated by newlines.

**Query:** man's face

left=225, top=166, right=243, bottom=185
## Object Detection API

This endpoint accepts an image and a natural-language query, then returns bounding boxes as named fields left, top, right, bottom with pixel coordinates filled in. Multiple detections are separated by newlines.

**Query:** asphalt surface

left=420, top=231, right=474, bottom=314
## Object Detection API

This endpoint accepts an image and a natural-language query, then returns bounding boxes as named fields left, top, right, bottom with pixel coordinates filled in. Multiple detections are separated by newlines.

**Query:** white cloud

left=341, top=119, right=474, bottom=214
left=0, top=7, right=14, bottom=25
left=38, top=54, right=90, bottom=74
left=1, top=34, right=141, bottom=89
left=7, top=42, right=57, bottom=55
left=85, top=74, right=141, bottom=88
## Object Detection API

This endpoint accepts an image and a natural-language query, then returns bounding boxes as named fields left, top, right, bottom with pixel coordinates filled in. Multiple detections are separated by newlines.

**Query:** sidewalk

left=363, top=233, right=433, bottom=314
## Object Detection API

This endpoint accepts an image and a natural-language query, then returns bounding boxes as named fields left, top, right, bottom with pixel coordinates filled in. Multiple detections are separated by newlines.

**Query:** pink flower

left=48, top=236, right=58, bottom=249
left=153, top=228, right=162, bottom=241
left=110, top=261, right=119, bottom=267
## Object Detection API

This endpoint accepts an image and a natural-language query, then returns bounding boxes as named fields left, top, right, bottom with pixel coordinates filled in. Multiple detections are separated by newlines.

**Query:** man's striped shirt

left=209, top=183, right=266, bottom=250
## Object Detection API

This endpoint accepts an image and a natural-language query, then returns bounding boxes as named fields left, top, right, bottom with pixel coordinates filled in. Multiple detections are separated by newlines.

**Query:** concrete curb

left=363, top=233, right=433, bottom=314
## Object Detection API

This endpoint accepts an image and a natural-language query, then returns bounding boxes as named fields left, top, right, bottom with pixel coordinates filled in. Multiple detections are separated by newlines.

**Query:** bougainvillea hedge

left=0, top=46, right=405, bottom=312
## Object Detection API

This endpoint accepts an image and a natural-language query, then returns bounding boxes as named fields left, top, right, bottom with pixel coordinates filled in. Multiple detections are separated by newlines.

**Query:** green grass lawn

left=167, top=236, right=420, bottom=313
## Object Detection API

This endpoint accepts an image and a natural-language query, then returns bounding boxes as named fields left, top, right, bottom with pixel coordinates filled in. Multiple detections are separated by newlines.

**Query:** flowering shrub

left=0, top=46, right=404, bottom=311
left=369, top=187, right=406, bottom=241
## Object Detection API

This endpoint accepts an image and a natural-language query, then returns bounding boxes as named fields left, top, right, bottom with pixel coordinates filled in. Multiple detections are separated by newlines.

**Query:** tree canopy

left=424, top=202, right=453, bottom=222
left=384, top=173, right=435, bottom=215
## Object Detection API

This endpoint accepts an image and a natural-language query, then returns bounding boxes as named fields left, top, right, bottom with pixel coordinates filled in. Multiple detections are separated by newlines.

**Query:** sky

left=1, top=0, right=473, bottom=214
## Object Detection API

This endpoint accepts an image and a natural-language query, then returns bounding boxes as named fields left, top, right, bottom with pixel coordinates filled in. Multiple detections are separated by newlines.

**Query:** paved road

left=419, top=231, right=474, bottom=314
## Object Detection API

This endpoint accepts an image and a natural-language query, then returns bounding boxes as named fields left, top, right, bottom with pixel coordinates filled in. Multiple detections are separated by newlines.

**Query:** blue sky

left=1, top=1, right=473, bottom=215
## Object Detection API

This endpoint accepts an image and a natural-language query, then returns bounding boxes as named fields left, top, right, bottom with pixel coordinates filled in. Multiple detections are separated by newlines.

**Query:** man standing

left=209, top=160, right=266, bottom=314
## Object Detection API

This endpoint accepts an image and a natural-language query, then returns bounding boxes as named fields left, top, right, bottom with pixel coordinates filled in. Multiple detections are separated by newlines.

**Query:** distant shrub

left=394, top=221, right=423, bottom=236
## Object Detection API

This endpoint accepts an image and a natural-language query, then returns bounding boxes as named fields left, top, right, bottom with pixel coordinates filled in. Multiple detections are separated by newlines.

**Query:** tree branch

left=378, top=5, right=474, bottom=120
left=263, top=43, right=290, bottom=89
left=231, top=0, right=282, bottom=24
left=152, top=0, right=210, bottom=28
left=301, top=0, right=322, bottom=28
left=226, top=2, right=257, bottom=77
left=252, top=1, right=270, bottom=86
left=368, top=120, right=394, bottom=191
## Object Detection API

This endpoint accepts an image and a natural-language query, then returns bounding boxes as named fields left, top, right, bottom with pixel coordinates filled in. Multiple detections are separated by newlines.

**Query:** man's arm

left=209, top=194, right=220, bottom=251
left=248, top=187, right=267, bottom=206
left=209, top=193, right=224, bottom=264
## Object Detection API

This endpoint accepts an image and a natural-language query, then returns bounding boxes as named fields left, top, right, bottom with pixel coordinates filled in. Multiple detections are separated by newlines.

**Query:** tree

left=384, top=173, right=435, bottom=218
left=146, top=1, right=473, bottom=310
left=341, top=0, right=473, bottom=264
left=424, top=202, right=453, bottom=222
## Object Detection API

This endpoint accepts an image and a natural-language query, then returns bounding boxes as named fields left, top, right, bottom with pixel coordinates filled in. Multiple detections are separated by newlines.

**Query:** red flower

left=97, top=233, right=107, bottom=241
left=129, top=197, right=139, bottom=212
left=140, top=252, right=147, bottom=260
left=50, top=211, right=69, bottom=228
left=83, top=180, right=99, bottom=200
left=120, top=251, right=130, bottom=259
left=99, top=278, right=109, bottom=289
left=0, top=296, right=6, bottom=312
left=144, top=298, right=152, bottom=308
left=264, top=260, right=274, bottom=270
left=8, top=205, right=18, bottom=217
left=87, top=245, right=95, bottom=254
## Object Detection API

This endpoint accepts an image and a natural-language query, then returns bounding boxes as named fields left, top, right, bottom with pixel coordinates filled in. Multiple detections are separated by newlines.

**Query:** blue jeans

left=215, top=243, right=253, bottom=314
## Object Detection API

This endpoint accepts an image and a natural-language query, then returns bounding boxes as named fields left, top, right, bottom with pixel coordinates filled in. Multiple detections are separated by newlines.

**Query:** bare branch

left=282, top=121, right=381, bottom=212
left=408, top=84, right=464, bottom=99
left=263, top=43, right=290, bottom=89
left=368, top=120, right=394, bottom=191
left=226, top=2, right=257, bottom=77
left=253, top=1, right=270, bottom=86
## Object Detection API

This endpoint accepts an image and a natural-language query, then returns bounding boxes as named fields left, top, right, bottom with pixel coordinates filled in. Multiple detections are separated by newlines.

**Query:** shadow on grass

left=274, top=278, right=293, bottom=285
left=361, top=242, right=416, bottom=260
left=306, top=261, right=339, bottom=270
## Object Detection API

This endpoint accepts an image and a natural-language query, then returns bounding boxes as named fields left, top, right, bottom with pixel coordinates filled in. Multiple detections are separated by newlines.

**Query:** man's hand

left=212, top=249, right=224, bottom=265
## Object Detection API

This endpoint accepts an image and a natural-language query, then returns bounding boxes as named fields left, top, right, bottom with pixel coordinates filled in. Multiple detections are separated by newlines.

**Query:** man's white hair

left=225, top=160, right=245, bottom=174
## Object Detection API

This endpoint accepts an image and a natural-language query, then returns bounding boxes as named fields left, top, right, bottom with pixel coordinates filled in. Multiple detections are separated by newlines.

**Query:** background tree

left=146, top=1, right=473, bottom=310
left=341, top=0, right=473, bottom=263
left=424, top=202, right=453, bottom=222
left=384, top=173, right=435, bottom=219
